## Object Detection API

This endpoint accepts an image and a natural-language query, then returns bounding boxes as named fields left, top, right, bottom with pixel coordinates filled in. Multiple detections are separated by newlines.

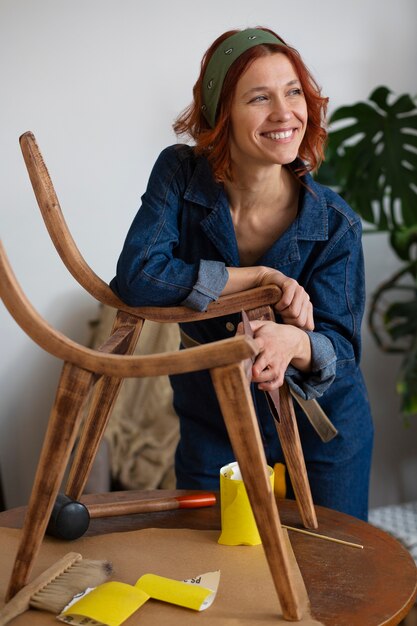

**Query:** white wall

left=1, top=0, right=416, bottom=508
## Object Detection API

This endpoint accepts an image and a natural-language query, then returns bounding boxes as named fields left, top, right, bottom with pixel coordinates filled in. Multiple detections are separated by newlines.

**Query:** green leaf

left=391, top=94, right=417, bottom=115
left=319, top=86, right=417, bottom=419
left=369, top=86, right=391, bottom=110
left=317, top=86, right=417, bottom=234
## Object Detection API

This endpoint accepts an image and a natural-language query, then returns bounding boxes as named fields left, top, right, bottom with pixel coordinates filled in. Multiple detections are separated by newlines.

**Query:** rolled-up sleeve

left=181, top=260, right=229, bottom=311
left=285, top=331, right=336, bottom=399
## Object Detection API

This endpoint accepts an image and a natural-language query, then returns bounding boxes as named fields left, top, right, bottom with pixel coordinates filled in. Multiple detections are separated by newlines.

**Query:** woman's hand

left=258, top=268, right=314, bottom=331
left=222, top=266, right=314, bottom=330
left=238, top=319, right=312, bottom=391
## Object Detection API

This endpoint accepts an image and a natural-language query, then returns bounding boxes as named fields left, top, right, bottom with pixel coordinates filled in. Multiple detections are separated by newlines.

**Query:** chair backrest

left=19, top=131, right=282, bottom=323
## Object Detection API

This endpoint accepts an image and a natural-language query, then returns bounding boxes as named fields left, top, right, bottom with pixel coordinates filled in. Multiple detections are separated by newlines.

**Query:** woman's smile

left=261, top=128, right=297, bottom=141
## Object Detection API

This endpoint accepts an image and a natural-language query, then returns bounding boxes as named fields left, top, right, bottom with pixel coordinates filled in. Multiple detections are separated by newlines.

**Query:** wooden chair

left=0, top=131, right=318, bottom=621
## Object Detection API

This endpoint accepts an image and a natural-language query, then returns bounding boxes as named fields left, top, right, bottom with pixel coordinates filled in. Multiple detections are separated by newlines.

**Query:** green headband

left=201, top=28, right=286, bottom=128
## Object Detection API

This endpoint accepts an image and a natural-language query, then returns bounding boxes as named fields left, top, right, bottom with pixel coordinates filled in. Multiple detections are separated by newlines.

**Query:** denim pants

left=172, top=369, right=373, bottom=522
left=285, top=442, right=373, bottom=521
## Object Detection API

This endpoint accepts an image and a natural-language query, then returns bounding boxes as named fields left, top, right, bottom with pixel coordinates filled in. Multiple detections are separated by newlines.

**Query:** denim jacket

left=110, top=145, right=373, bottom=487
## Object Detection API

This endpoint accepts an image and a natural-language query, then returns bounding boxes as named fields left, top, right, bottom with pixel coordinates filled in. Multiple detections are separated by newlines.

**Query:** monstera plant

left=317, top=86, right=417, bottom=417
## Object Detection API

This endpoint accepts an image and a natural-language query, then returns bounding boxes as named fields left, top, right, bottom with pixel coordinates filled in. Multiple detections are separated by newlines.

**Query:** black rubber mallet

left=47, top=492, right=217, bottom=540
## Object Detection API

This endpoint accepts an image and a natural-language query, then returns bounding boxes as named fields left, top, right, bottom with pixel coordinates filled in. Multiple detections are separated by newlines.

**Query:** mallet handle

left=86, top=493, right=216, bottom=518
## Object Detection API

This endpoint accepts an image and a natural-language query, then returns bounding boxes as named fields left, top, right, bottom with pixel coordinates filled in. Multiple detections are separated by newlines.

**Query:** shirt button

left=226, top=322, right=235, bottom=332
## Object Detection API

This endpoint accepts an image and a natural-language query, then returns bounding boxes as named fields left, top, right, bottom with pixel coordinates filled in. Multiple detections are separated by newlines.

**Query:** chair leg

left=276, top=382, right=317, bottom=529
left=246, top=306, right=317, bottom=530
left=211, top=362, right=302, bottom=621
left=66, top=311, right=143, bottom=500
left=6, top=363, right=94, bottom=601
left=65, top=375, right=125, bottom=499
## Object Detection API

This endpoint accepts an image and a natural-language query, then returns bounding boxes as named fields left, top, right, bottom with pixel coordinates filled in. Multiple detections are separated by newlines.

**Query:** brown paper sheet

left=0, top=526, right=323, bottom=625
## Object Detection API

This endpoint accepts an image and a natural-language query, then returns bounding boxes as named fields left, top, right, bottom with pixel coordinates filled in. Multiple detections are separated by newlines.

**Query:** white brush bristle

left=30, top=559, right=113, bottom=613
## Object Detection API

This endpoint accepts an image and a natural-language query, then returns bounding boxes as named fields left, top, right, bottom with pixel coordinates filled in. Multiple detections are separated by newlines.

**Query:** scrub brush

left=0, top=552, right=113, bottom=625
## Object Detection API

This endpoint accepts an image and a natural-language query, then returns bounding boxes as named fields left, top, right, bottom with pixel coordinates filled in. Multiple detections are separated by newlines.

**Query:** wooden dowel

left=282, top=524, right=364, bottom=549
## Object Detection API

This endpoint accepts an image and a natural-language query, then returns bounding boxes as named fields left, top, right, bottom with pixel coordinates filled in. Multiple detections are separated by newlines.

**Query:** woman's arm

left=273, top=217, right=364, bottom=399
left=222, top=266, right=314, bottom=391
left=111, top=147, right=313, bottom=329
left=235, top=216, right=365, bottom=397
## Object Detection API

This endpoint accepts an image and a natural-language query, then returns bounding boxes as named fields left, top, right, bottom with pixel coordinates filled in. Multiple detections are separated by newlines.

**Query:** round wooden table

left=1, top=490, right=416, bottom=625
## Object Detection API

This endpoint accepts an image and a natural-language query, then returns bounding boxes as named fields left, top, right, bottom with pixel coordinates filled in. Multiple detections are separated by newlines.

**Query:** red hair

left=173, top=27, right=328, bottom=182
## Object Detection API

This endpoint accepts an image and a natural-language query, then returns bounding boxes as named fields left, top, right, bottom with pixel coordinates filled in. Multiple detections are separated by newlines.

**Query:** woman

left=110, top=27, right=373, bottom=520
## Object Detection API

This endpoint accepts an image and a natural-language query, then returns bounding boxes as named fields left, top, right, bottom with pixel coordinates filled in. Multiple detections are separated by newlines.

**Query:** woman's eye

left=249, top=95, right=268, bottom=103
left=288, top=88, right=303, bottom=97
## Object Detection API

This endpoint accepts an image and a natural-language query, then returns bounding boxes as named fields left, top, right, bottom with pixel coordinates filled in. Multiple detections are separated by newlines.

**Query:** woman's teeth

left=264, top=130, right=293, bottom=140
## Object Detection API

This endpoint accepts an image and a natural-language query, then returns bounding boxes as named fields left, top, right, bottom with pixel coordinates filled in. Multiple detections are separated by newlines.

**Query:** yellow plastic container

left=218, top=461, right=274, bottom=546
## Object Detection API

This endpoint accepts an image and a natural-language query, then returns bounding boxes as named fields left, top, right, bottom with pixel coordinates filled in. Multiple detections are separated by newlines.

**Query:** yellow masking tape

left=59, top=581, right=149, bottom=626
left=136, top=573, right=213, bottom=610
left=218, top=461, right=274, bottom=546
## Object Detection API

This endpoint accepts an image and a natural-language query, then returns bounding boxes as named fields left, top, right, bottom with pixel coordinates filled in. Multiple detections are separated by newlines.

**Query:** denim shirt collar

left=183, top=155, right=328, bottom=268
left=184, top=156, right=240, bottom=266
